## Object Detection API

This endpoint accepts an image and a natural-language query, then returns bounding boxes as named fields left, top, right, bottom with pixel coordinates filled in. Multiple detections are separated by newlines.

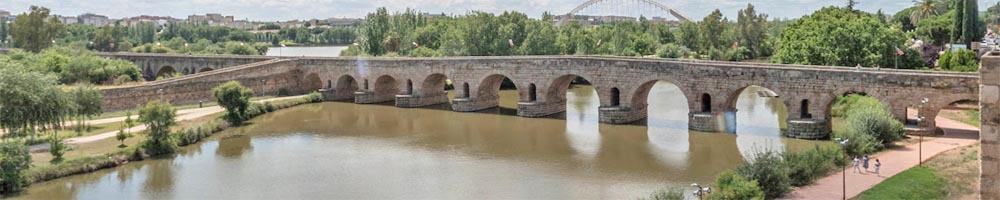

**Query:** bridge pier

left=395, top=93, right=450, bottom=108
left=354, top=90, right=394, bottom=104
left=452, top=96, right=499, bottom=112
left=599, top=106, right=646, bottom=124
left=319, top=88, right=355, bottom=101
left=785, top=118, right=831, bottom=139
left=689, top=112, right=723, bottom=132
left=517, top=100, right=566, bottom=117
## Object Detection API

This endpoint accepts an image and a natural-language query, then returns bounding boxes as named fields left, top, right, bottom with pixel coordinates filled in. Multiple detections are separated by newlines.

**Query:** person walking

left=874, top=159, right=882, bottom=177
left=862, top=154, right=870, bottom=173
left=852, top=156, right=860, bottom=173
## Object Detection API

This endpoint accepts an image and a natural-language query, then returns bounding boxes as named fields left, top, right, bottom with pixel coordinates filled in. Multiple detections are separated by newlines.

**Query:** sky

left=1, top=0, right=998, bottom=22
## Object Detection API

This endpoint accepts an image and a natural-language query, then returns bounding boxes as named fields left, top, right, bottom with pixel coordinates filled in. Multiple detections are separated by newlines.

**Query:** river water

left=11, top=83, right=828, bottom=199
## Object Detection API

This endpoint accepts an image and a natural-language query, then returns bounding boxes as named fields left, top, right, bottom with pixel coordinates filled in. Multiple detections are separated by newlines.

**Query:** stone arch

left=924, top=93, right=980, bottom=128
left=405, top=79, right=414, bottom=95
left=329, top=74, right=360, bottom=100
left=303, top=73, right=323, bottom=93
left=199, top=67, right=214, bottom=73
left=476, top=74, right=518, bottom=100
left=374, top=75, right=400, bottom=97
left=545, top=74, right=597, bottom=104
left=629, top=79, right=691, bottom=114
left=419, top=73, right=449, bottom=97
left=724, top=85, right=785, bottom=112
left=460, top=82, right=471, bottom=98
left=156, top=66, right=177, bottom=79
left=800, top=99, right=812, bottom=119
left=724, top=85, right=789, bottom=134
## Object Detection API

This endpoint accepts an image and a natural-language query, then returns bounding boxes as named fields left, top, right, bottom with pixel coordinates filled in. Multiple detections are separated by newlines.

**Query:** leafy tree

left=138, top=100, right=177, bottom=155
left=359, top=7, right=391, bottom=56
left=700, top=9, right=730, bottom=53
left=656, top=43, right=691, bottom=58
left=0, top=142, right=31, bottom=193
left=213, top=81, right=254, bottom=126
left=117, top=111, right=135, bottom=147
left=915, top=10, right=956, bottom=46
left=736, top=151, right=791, bottom=199
left=676, top=22, right=700, bottom=51
left=734, top=4, right=771, bottom=58
left=69, top=84, right=103, bottom=136
left=0, top=61, right=74, bottom=143
left=893, top=7, right=918, bottom=32
left=911, top=0, right=943, bottom=24
left=772, top=7, right=907, bottom=67
left=10, top=6, right=65, bottom=52
left=518, top=21, right=559, bottom=55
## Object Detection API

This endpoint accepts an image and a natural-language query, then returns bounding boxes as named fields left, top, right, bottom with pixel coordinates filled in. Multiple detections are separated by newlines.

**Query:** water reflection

left=734, top=86, right=789, bottom=160
left=11, top=85, right=828, bottom=200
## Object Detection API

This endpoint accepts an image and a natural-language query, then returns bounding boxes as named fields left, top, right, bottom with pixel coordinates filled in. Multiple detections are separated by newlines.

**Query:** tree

left=69, top=84, right=104, bottom=136
left=0, top=61, right=74, bottom=143
left=518, top=21, right=559, bottom=55
left=735, top=4, right=771, bottom=58
left=700, top=9, right=730, bottom=53
left=911, top=0, right=942, bottom=24
left=213, top=81, right=254, bottom=126
left=359, top=7, right=390, bottom=56
left=117, top=111, right=135, bottom=147
left=915, top=10, right=956, bottom=46
left=10, top=6, right=65, bottom=53
left=0, top=142, right=31, bottom=193
left=772, top=7, right=907, bottom=67
left=49, top=135, right=67, bottom=162
left=705, top=171, right=765, bottom=200
left=138, top=100, right=177, bottom=155
left=676, top=22, right=700, bottom=51
left=848, top=0, right=859, bottom=11
left=951, top=0, right=984, bottom=45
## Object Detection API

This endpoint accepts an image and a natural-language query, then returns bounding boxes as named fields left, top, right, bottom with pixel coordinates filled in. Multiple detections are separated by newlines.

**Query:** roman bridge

left=98, top=53, right=980, bottom=138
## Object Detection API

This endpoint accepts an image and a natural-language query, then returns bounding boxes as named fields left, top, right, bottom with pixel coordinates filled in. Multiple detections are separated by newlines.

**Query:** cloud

left=0, top=0, right=995, bottom=21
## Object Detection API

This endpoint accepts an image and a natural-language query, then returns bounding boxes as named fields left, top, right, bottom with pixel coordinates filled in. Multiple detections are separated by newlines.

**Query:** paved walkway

left=783, top=115, right=980, bottom=199
left=27, top=95, right=305, bottom=151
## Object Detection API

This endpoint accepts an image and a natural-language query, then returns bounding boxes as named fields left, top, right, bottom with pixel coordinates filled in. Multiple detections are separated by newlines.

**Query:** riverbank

left=12, top=94, right=322, bottom=190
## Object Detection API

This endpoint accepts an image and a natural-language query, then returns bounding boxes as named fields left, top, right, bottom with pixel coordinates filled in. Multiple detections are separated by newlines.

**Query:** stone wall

left=981, top=52, right=1000, bottom=199
left=101, top=59, right=301, bottom=111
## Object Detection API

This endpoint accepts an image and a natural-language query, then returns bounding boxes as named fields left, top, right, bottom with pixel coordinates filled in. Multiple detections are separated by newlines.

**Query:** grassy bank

left=22, top=94, right=321, bottom=185
left=854, top=144, right=980, bottom=199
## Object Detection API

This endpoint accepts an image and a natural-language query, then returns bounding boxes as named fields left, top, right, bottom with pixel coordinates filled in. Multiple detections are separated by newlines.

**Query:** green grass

left=94, top=95, right=277, bottom=119
left=962, top=110, right=981, bottom=128
left=854, top=166, right=947, bottom=200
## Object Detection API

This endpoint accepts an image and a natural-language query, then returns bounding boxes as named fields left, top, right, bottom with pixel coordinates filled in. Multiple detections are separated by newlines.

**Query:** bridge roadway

left=97, top=52, right=981, bottom=139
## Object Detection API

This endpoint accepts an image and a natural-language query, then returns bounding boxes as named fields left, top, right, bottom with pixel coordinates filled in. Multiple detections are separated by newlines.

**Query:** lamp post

left=837, top=138, right=850, bottom=200
left=691, top=183, right=712, bottom=199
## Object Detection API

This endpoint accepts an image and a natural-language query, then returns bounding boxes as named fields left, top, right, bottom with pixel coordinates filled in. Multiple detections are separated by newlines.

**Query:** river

left=10, top=83, right=829, bottom=199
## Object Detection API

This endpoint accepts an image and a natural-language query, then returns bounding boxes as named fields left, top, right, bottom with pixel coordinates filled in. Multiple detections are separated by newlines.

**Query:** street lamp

left=691, top=183, right=711, bottom=199
left=836, top=138, right=850, bottom=200
left=918, top=97, right=928, bottom=166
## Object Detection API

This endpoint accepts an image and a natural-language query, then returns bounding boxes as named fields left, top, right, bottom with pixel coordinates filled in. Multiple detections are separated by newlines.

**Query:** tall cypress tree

left=952, top=0, right=966, bottom=44
left=952, top=0, right=984, bottom=45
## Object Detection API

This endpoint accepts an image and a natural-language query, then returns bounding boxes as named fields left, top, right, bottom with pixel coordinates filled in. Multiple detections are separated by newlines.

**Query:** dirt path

left=28, top=95, right=305, bottom=151
left=783, top=116, right=980, bottom=199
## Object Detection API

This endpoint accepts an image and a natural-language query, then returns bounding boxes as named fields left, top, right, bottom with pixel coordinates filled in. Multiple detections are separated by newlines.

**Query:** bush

left=0, top=142, right=32, bottom=193
left=938, top=49, right=978, bottom=72
left=306, top=92, right=324, bottom=103
left=784, top=145, right=845, bottom=186
left=49, top=136, right=68, bottom=161
left=641, top=188, right=684, bottom=200
left=408, top=47, right=442, bottom=57
left=656, top=43, right=691, bottom=59
left=735, top=151, right=790, bottom=199
left=832, top=94, right=902, bottom=156
left=213, top=81, right=254, bottom=126
left=706, top=171, right=765, bottom=200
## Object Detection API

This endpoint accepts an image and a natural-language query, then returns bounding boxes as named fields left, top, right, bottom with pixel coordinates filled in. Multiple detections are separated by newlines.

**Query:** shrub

left=939, top=49, right=978, bottom=72
left=784, top=145, right=845, bottom=186
left=49, top=136, right=68, bottom=161
left=641, top=188, right=684, bottom=200
left=735, top=151, right=790, bottom=199
left=656, top=43, right=691, bottom=59
left=844, top=102, right=905, bottom=145
left=706, top=171, right=765, bottom=200
left=306, top=92, right=324, bottom=103
left=0, top=142, right=32, bottom=193
left=213, top=81, right=254, bottom=126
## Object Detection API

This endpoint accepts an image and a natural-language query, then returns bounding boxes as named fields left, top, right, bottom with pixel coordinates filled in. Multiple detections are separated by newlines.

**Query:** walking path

left=28, top=95, right=305, bottom=151
left=783, top=116, right=980, bottom=199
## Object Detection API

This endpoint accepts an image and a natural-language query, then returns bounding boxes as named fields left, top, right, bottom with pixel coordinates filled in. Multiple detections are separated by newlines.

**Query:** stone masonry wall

left=981, top=52, right=1000, bottom=199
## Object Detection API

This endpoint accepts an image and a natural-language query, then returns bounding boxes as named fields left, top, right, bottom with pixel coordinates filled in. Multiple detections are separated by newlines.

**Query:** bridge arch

left=303, top=73, right=323, bottom=93
left=374, top=75, right=400, bottom=97
left=476, top=74, right=519, bottom=100
left=419, top=73, right=449, bottom=97
left=331, top=74, right=360, bottom=100
left=156, top=66, right=178, bottom=79
left=199, top=67, right=214, bottom=73
left=545, top=74, right=599, bottom=105
left=724, top=85, right=788, bottom=134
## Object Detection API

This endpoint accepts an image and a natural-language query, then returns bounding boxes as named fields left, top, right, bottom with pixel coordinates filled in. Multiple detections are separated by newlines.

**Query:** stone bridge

left=98, top=53, right=271, bottom=81
left=98, top=53, right=980, bottom=138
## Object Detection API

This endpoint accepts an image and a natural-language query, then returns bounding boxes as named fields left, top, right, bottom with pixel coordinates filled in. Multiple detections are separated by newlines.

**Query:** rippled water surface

left=11, top=83, right=829, bottom=199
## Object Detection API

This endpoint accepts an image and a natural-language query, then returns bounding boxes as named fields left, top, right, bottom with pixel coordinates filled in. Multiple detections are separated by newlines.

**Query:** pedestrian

left=852, top=156, right=860, bottom=173
left=862, top=154, right=870, bottom=172
left=855, top=64, right=862, bottom=71
left=875, top=159, right=881, bottom=176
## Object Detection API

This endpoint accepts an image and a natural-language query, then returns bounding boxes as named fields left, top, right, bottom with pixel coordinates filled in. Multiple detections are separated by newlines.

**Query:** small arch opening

left=406, top=79, right=413, bottom=95
left=701, top=93, right=712, bottom=112
left=528, top=83, right=537, bottom=102
left=610, top=87, right=621, bottom=107
left=801, top=99, right=812, bottom=119
left=363, top=79, right=370, bottom=90
left=462, top=82, right=470, bottom=98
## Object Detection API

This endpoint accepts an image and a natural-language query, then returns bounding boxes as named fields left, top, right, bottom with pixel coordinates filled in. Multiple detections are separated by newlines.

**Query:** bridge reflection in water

left=11, top=85, right=829, bottom=200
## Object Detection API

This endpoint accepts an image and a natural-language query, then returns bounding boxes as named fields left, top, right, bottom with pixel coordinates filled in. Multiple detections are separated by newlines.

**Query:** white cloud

left=1, top=0, right=997, bottom=21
